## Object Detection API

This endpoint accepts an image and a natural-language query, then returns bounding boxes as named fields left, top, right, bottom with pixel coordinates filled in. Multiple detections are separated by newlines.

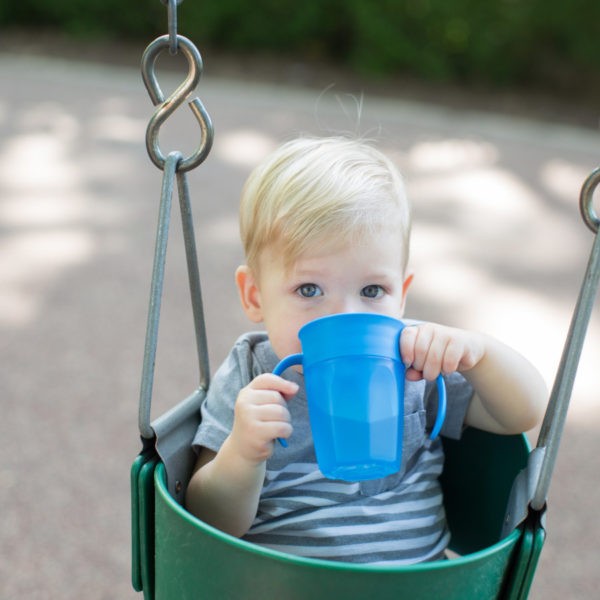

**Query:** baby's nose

left=331, top=297, right=364, bottom=315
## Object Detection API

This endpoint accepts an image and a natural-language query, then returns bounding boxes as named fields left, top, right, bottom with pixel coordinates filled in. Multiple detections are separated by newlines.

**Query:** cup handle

left=272, top=353, right=303, bottom=447
left=429, top=374, right=447, bottom=440
left=273, top=353, right=303, bottom=377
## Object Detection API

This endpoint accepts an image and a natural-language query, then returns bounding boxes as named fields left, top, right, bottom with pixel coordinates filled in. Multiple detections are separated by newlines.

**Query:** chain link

left=160, top=0, right=184, bottom=54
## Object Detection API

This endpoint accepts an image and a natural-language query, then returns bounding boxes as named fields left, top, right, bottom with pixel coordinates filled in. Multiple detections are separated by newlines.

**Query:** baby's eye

left=296, top=283, right=323, bottom=298
left=361, top=285, right=385, bottom=299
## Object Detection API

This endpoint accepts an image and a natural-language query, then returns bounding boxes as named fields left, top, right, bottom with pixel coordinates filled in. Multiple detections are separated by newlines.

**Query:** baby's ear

left=400, top=272, right=414, bottom=313
left=235, top=265, right=263, bottom=323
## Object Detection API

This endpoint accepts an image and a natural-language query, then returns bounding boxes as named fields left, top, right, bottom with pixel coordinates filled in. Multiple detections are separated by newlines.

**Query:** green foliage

left=346, top=0, right=536, bottom=83
left=1, top=0, right=163, bottom=38
left=2, top=0, right=599, bottom=90
left=181, top=0, right=353, bottom=59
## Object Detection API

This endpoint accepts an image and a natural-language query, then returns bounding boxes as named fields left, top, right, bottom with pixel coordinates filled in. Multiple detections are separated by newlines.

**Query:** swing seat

left=131, top=399, right=546, bottom=600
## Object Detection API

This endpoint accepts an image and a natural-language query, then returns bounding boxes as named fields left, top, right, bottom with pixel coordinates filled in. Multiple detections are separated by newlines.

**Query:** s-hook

left=142, top=34, right=214, bottom=172
left=580, top=166, right=600, bottom=234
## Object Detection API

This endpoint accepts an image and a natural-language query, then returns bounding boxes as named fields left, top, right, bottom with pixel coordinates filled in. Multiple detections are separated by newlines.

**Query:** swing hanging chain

left=530, top=167, right=600, bottom=511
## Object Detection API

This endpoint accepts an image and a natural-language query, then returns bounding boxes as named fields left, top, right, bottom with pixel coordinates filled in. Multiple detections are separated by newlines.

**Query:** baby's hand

left=400, top=323, right=485, bottom=381
left=230, top=374, right=297, bottom=464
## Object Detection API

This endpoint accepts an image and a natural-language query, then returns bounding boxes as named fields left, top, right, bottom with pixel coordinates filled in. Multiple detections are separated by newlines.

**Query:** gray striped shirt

left=192, top=331, right=472, bottom=564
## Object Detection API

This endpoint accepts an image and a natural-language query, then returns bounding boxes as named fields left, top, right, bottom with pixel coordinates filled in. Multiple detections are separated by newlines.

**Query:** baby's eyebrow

left=363, top=270, right=397, bottom=281
left=288, top=266, right=325, bottom=279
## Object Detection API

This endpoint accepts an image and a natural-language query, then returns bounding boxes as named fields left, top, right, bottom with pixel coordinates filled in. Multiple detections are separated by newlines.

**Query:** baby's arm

left=400, top=323, right=547, bottom=434
left=186, top=374, right=297, bottom=536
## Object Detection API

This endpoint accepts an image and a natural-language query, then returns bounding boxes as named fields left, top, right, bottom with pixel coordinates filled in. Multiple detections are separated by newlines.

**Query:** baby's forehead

left=279, top=225, right=405, bottom=271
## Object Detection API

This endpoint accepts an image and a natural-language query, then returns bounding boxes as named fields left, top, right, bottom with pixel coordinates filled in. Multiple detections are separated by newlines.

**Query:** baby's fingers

left=400, top=323, right=447, bottom=381
left=399, top=324, right=420, bottom=369
left=441, top=337, right=467, bottom=375
left=401, top=323, right=438, bottom=373
left=248, top=373, right=299, bottom=400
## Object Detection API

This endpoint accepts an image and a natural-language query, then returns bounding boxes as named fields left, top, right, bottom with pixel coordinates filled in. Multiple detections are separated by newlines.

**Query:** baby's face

left=255, top=230, right=410, bottom=361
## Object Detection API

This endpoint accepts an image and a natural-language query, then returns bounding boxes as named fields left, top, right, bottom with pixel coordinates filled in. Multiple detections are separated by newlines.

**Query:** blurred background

left=1, top=1, right=599, bottom=599
left=2, top=0, right=600, bottom=99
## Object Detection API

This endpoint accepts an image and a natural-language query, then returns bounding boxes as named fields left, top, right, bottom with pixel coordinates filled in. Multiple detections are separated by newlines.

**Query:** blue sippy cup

left=273, top=313, right=446, bottom=481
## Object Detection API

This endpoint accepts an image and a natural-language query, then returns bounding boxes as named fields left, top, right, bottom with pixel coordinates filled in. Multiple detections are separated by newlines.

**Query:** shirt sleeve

left=191, top=336, right=256, bottom=454
left=425, top=371, right=473, bottom=440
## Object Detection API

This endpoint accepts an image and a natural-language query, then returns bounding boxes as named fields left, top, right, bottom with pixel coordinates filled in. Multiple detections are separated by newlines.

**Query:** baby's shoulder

left=229, top=331, right=278, bottom=378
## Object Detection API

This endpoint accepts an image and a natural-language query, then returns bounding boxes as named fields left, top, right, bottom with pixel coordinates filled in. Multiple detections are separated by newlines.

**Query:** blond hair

left=239, top=136, right=411, bottom=273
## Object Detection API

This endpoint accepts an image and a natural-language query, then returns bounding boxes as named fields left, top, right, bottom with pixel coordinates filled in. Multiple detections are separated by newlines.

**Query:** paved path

left=1, top=51, right=599, bottom=599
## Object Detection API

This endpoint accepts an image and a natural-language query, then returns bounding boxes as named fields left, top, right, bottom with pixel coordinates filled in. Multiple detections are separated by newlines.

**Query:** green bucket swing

left=131, top=3, right=600, bottom=598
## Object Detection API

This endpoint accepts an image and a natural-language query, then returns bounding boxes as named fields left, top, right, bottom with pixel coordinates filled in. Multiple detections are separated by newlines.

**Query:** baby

left=186, top=136, right=546, bottom=564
